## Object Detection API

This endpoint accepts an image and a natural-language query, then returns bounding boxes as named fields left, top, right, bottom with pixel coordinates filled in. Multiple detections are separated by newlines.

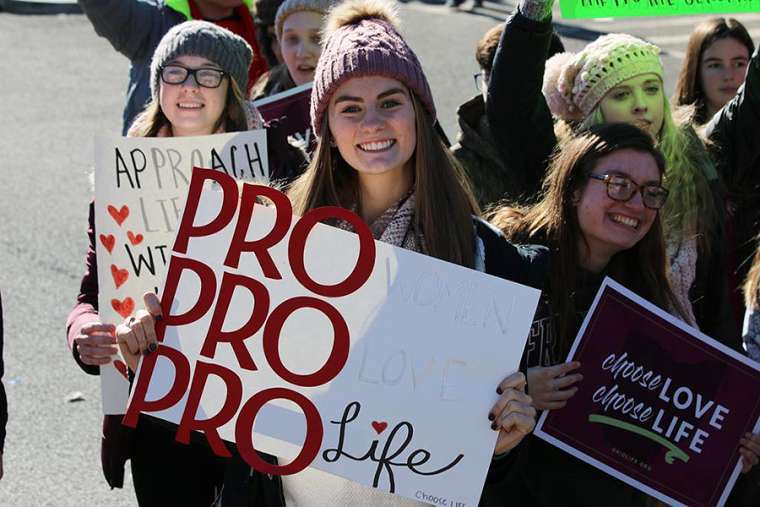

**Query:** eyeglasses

left=473, top=72, right=486, bottom=92
left=160, top=65, right=227, bottom=88
left=587, top=173, right=669, bottom=210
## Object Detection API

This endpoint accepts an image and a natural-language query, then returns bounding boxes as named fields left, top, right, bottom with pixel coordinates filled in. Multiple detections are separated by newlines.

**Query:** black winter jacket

left=705, top=44, right=760, bottom=332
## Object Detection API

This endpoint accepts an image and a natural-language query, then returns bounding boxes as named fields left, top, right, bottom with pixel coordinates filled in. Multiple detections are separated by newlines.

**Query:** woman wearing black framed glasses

left=66, top=21, right=265, bottom=507
left=483, top=123, right=691, bottom=505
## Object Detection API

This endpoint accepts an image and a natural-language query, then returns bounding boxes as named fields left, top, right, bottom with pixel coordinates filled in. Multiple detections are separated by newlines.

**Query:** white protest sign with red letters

left=124, top=167, right=540, bottom=505
left=94, top=132, right=268, bottom=414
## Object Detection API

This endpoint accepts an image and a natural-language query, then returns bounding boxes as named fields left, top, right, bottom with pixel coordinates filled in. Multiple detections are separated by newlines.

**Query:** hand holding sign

left=116, top=292, right=162, bottom=371
left=739, top=433, right=760, bottom=473
left=528, top=361, right=583, bottom=410
left=74, top=322, right=118, bottom=366
left=490, top=372, right=536, bottom=455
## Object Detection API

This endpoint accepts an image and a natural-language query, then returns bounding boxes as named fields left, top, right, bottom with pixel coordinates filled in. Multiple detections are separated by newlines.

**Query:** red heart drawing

left=110, top=264, right=129, bottom=289
left=111, top=297, right=134, bottom=319
left=127, top=231, right=144, bottom=246
left=112, top=359, right=129, bottom=380
left=107, top=204, right=130, bottom=226
left=99, top=234, right=115, bottom=254
left=371, top=421, right=388, bottom=434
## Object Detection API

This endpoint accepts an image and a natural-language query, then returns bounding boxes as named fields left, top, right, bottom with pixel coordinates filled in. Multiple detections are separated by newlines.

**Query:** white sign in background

left=94, top=131, right=268, bottom=414
left=131, top=181, right=541, bottom=505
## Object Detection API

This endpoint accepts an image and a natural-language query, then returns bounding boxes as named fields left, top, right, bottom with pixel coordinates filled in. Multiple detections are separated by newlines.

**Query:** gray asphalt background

left=0, top=4, right=758, bottom=505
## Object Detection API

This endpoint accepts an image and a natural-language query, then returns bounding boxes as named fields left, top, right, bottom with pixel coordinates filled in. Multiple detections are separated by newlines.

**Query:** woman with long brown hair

left=673, top=17, right=754, bottom=125
left=489, top=122, right=760, bottom=505
left=116, top=1, right=546, bottom=504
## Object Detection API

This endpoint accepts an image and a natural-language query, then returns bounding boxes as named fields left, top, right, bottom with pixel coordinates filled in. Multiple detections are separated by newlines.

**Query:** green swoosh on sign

left=588, top=414, right=690, bottom=464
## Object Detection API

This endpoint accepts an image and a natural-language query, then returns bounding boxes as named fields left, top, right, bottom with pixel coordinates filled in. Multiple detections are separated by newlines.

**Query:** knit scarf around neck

left=338, top=190, right=426, bottom=254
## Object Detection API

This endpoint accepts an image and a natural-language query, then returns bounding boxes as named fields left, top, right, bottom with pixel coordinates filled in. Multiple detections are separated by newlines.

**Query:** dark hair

left=673, top=17, right=754, bottom=124
left=489, top=123, right=685, bottom=353
left=476, top=24, right=564, bottom=75
left=254, top=0, right=287, bottom=67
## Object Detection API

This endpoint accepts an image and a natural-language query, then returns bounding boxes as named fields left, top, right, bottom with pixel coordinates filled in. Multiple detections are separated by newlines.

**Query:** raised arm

left=78, top=0, right=170, bottom=62
left=486, top=0, right=558, bottom=201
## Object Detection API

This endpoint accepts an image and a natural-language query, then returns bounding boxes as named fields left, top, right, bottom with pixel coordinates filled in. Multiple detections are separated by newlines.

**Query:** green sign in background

left=560, top=0, right=760, bottom=19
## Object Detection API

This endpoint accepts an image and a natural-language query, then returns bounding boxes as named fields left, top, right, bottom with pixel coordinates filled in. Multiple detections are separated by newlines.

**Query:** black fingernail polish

left=148, top=342, right=157, bottom=353
left=155, top=315, right=163, bottom=324
left=496, top=387, right=503, bottom=395
left=491, top=422, right=497, bottom=431
left=488, top=413, right=495, bottom=421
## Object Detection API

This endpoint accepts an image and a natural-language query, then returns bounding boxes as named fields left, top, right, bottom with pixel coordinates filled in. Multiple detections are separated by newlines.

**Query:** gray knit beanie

left=274, top=0, right=332, bottom=40
left=150, top=20, right=254, bottom=100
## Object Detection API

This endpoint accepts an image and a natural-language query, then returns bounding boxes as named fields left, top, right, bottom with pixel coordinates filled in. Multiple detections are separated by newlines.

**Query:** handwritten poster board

left=124, top=168, right=541, bottom=505
left=254, top=82, right=314, bottom=155
left=94, top=132, right=268, bottom=414
left=534, top=278, right=760, bottom=507
left=559, top=0, right=760, bottom=19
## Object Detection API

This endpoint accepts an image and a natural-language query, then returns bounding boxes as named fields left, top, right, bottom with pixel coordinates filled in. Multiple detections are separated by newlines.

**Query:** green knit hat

left=150, top=20, right=253, bottom=99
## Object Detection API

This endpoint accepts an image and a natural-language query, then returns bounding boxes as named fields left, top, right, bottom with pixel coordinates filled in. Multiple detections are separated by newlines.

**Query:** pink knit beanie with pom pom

left=542, top=33, right=663, bottom=121
left=310, top=0, right=435, bottom=134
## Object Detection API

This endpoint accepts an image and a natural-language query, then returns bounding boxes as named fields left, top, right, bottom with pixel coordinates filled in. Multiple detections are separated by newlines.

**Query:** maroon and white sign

left=254, top=82, right=314, bottom=155
left=534, top=278, right=760, bottom=507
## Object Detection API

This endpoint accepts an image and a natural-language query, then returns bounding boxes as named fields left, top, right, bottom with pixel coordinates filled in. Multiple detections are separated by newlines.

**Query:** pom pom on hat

left=310, top=0, right=435, bottom=135
left=322, top=0, right=400, bottom=38
left=542, top=52, right=585, bottom=122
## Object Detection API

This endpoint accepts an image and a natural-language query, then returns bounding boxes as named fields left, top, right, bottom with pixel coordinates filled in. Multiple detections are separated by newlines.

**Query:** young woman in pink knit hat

left=116, top=1, right=547, bottom=505
left=285, top=2, right=544, bottom=503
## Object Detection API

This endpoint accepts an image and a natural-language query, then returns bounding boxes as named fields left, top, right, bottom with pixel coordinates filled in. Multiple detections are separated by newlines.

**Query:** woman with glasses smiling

left=128, top=23, right=259, bottom=137
left=66, top=20, right=265, bottom=506
left=486, top=123, right=715, bottom=505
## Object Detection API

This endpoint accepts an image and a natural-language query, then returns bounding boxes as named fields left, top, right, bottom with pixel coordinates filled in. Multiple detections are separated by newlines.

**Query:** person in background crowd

left=117, top=1, right=548, bottom=505
left=254, top=0, right=287, bottom=67
left=79, top=0, right=268, bottom=134
left=251, top=0, right=332, bottom=99
left=697, top=30, right=759, bottom=336
left=450, top=22, right=564, bottom=208
left=673, top=17, right=754, bottom=125
left=0, top=294, right=7, bottom=481
left=488, top=122, right=760, bottom=506
left=67, top=21, right=265, bottom=505
left=489, top=0, right=740, bottom=350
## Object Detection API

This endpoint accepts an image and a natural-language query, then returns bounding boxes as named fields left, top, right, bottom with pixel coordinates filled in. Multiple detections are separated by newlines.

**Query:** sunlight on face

left=599, top=74, right=665, bottom=137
